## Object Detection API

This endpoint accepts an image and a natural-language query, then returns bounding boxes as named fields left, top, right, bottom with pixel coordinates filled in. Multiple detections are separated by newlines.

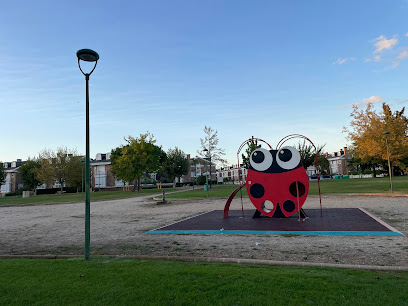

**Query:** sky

left=1, top=0, right=408, bottom=165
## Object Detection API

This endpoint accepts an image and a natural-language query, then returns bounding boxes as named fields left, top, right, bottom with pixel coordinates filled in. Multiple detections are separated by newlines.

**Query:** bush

left=196, top=175, right=207, bottom=185
left=159, top=177, right=169, bottom=183
left=36, top=187, right=77, bottom=195
left=176, top=182, right=194, bottom=187
left=5, top=191, right=20, bottom=197
left=141, top=179, right=157, bottom=185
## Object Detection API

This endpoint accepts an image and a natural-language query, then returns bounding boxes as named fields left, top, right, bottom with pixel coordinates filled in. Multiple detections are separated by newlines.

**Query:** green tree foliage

left=36, top=147, right=82, bottom=192
left=196, top=175, right=207, bottom=185
left=296, top=141, right=329, bottom=174
left=345, top=102, right=408, bottom=175
left=18, top=159, right=41, bottom=192
left=65, top=155, right=84, bottom=191
left=241, top=137, right=261, bottom=169
left=111, top=132, right=164, bottom=192
left=164, top=147, right=189, bottom=187
left=0, top=162, right=5, bottom=185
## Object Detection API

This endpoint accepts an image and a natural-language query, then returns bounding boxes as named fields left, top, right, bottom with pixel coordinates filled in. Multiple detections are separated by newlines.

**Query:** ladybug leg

left=271, top=204, right=286, bottom=218
left=253, top=210, right=262, bottom=218
left=296, top=181, right=301, bottom=222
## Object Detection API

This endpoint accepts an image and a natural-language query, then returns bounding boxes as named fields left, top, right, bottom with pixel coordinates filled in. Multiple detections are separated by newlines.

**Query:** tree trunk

left=131, top=180, right=137, bottom=192
left=137, top=179, right=141, bottom=192
left=173, top=179, right=176, bottom=188
left=372, top=166, right=377, bottom=178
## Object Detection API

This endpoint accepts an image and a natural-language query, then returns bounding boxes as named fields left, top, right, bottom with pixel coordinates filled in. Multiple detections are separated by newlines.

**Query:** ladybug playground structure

left=223, top=134, right=323, bottom=222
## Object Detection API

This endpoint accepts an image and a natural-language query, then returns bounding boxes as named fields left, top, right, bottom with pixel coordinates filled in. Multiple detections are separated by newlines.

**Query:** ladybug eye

left=250, top=148, right=273, bottom=171
left=276, top=146, right=301, bottom=170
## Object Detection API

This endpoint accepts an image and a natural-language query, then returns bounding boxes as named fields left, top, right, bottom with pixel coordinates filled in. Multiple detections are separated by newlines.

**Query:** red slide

left=223, top=183, right=246, bottom=218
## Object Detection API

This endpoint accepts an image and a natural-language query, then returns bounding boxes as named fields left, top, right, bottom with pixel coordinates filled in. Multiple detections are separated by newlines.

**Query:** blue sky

left=1, top=0, right=408, bottom=165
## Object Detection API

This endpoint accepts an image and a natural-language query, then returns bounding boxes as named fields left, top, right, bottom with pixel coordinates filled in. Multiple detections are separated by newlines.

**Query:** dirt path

left=0, top=194, right=407, bottom=267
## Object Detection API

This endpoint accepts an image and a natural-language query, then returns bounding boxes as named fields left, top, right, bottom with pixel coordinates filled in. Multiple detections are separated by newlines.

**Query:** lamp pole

left=80, top=160, right=85, bottom=200
left=209, top=150, right=212, bottom=189
left=77, top=49, right=99, bottom=260
left=382, top=131, right=393, bottom=193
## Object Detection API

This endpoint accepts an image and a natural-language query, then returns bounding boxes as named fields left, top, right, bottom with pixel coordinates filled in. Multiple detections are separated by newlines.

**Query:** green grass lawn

left=0, top=258, right=407, bottom=305
left=1, top=176, right=406, bottom=206
left=167, top=176, right=408, bottom=199
left=0, top=188, right=176, bottom=207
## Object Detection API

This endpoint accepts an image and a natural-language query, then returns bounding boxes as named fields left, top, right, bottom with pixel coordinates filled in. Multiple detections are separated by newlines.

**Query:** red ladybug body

left=246, top=147, right=309, bottom=218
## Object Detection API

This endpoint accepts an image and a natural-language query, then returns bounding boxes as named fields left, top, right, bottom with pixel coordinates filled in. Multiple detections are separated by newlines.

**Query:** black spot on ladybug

left=289, top=181, right=306, bottom=197
left=252, top=151, right=265, bottom=164
left=250, top=183, right=265, bottom=198
left=283, top=200, right=296, bottom=212
left=278, top=149, right=292, bottom=162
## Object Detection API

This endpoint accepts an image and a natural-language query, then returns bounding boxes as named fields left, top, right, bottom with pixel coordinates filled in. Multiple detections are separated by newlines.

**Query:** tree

left=196, top=175, right=207, bottom=185
left=0, top=162, right=5, bottom=185
left=345, top=102, right=408, bottom=176
left=164, top=147, right=189, bottom=187
left=111, top=132, right=164, bottom=192
left=65, top=155, right=84, bottom=192
left=197, top=126, right=226, bottom=188
left=296, top=141, right=329, bottom=174
left=297, top=141, right=315, bottom=169
left=241, top=137, right=261, bottom=169
left=18, top=158, right=41, bottom=193
left=36, top=147, right=82, bottom=192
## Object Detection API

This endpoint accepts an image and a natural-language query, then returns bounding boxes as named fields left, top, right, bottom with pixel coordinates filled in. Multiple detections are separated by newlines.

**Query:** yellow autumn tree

left=345, top=102, right=408, bottom=174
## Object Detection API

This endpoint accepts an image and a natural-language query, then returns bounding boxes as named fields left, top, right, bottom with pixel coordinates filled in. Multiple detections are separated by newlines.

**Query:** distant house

left=180, top=154, right=217, bottom=183
left=305, top=165, right=318, bottom=176
left=91, top=153, right=127, bottom=189
left=326, top=147, right=351, bottom=175
left=0, top=159, right=25, bottom=194
left=216, top=164, right=248, bottom=183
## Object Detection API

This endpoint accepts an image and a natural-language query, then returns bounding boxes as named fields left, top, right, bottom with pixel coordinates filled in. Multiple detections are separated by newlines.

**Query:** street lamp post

left=382, top=131, right=393, bottom=193
left=80, top=160, right=85, bottom=201
left=77, top=49, right=99, bottom=260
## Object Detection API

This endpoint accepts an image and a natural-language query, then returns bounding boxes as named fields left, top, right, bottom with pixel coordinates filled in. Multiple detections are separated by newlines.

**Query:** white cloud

left=373, top=35, right=398, bottom=53
left=392, top=61, right=400, bottom=69
left=406, top=32, right=408, bottom=37
left=333, top=58, right=347, bottom=65
left=333, top=57, right=355, bottom=65
left=397, top=50, right=408, bottom=60
left=340, top=96, right=384, bottom=109
left=361, top=96, right=383, bottom=104
left=374, top=55, right=381, bottom=62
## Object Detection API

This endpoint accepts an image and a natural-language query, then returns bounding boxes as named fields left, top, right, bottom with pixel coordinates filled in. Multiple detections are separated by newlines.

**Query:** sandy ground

left=0, top=193, right=407, bottom=267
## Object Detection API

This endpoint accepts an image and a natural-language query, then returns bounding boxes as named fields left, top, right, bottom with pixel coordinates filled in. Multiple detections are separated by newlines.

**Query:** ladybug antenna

left=235, top=138, right=272, bottom=218
left=277, top=134, right=323, bottom=217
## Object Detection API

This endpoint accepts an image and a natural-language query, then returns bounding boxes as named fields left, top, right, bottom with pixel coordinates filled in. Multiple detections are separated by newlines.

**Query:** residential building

left=0, top=159, right=25, bottom=194
left=180, top=154, right=216, bottom=183
left=216, top=164, right=248, bottom=183
left=91, top=153, right=127, bottom=189
left=326, top=147, right=351, bottom=175
left=305, top=165, right=318, bottom=176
